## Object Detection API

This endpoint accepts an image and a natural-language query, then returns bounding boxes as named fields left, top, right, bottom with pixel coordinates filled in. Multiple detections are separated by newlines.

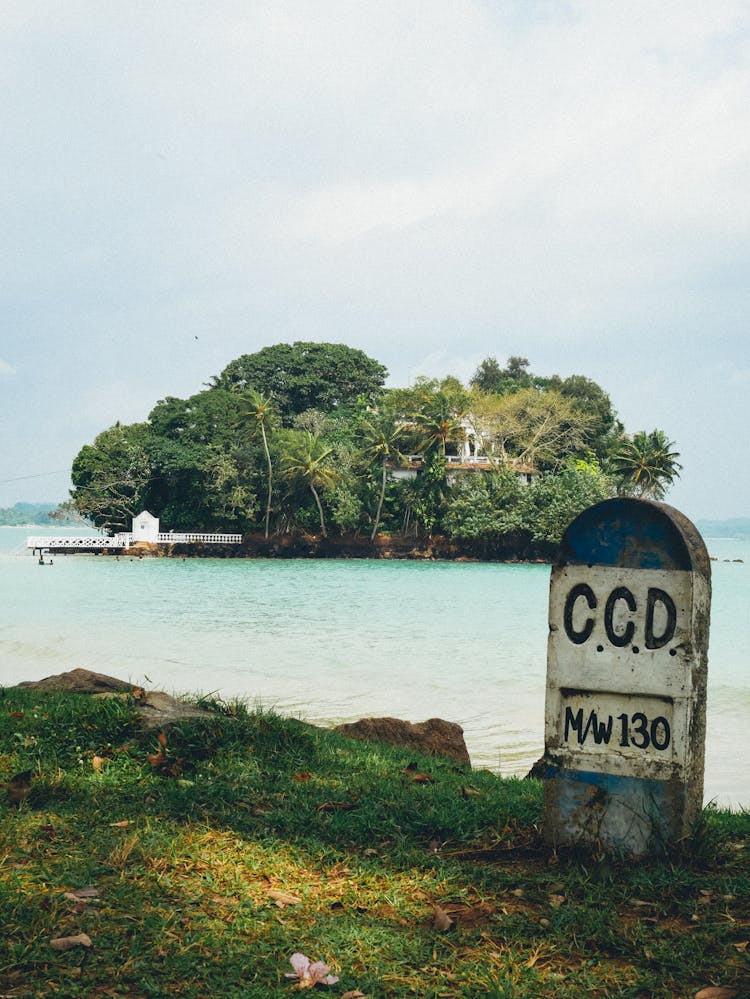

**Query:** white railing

left=156, top=532, right=242, bottom=544
left=27, top=535, right=130, bottom=549
left=28, top=530, right=243, bottom=550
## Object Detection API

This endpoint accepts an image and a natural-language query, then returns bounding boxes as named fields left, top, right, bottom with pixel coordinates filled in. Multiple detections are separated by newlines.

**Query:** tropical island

left=58, top=342, right=682, bottom=558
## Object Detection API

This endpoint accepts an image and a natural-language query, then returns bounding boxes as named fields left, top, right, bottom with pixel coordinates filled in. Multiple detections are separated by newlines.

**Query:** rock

left=130, top=689, right=213, bottom=729
left=334, top=716, right=471, bottom=767
left=16, top=668, right=132, bottom=694
left=13, top=669, right=212, bottom=729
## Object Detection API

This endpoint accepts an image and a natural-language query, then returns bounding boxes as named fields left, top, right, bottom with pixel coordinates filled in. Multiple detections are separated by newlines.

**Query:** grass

left=1, top=687, right=749, bottom=998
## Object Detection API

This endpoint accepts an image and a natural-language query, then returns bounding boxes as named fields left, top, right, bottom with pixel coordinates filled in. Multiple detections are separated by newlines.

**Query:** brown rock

left=131, top=689, right=213, bottom=729
left=16, top=668, right=132, bottom=694
left=334, top=716, right=470, bottom=767
left=14, top=669, right=212, bottom=729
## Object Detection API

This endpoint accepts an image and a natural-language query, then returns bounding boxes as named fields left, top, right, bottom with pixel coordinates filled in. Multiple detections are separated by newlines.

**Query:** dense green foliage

left=67, top=344, right=682, bottom=543
left=2, top=687, right=749, bottom=998
left=210, top=341, right=388, bottom=421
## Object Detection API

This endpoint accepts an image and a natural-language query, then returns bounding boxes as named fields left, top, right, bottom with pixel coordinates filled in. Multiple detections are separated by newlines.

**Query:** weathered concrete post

left=543, top=498, right=711, bottom=855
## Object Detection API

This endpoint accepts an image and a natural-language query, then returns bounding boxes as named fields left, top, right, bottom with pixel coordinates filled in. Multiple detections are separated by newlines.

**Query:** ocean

left=1, top=525, right=748, bottom=808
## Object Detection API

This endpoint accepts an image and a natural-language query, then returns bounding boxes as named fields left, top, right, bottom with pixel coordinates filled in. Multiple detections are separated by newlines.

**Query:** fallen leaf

left=548, top=894, right=565, bottom=908
left=92, top=755, right=107, bottom=772
left=410, top=773, right=434, bottom=784
left=733, top=941, right=749, bottom=953
left=294, top=772, right=313, bottom=782
left=156, top=730, right=168, bottom=748
left=268, top=890, right=302, bottom=908
left=432, top=905, right=455, bottom=932
left=131, top=687, right=146, bottom=701
left=49, top=933, right=92, bottom=951
left=461, top=785, right=482, bottom=798
left=695, top=989, right=739, bottom=999
left=109, top=819, right=130, bottom=827
left=146, top=751, right=167, bottom=767
left=342, top=992, right=367, bottom=998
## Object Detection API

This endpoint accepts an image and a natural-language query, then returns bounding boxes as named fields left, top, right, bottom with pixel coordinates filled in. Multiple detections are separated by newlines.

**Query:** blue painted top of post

left=558, top=498, right=710, bottom=575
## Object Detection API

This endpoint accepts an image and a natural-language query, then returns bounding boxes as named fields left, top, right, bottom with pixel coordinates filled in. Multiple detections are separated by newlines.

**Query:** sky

left=1, top=0, right=748, bottom=522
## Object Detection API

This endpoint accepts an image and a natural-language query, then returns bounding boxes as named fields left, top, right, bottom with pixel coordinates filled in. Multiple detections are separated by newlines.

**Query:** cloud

left=0, top=358, right=16, bottom=377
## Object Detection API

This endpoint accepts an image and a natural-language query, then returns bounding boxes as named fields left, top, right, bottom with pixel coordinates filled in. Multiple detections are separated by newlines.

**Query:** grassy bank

left=1, top=688, right=749, bottom=998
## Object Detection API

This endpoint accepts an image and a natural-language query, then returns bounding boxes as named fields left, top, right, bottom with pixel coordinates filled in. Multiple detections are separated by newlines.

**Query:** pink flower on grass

left=285, top=952, right=340, bottom=989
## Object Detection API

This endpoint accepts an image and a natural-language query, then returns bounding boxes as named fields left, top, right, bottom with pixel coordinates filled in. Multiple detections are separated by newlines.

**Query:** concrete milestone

left=542, top=498, right=711, bottom=856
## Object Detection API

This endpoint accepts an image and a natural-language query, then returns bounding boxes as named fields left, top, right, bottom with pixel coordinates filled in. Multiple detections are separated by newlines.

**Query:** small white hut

left=131, top=511, right=160, bottom=543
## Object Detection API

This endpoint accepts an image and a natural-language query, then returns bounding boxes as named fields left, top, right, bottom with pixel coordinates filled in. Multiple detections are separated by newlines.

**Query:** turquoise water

left=2, top=527, right=748, bottom=807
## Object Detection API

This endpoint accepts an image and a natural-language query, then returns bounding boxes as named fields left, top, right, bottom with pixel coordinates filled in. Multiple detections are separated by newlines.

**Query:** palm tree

left=244, top=390, right=277, bottom=538
left=279, top=431, right=337, bottom=537
left=611, top=429, right=682, bottom=500
left=412, top=390, right=466, bottom=457
left=360, top=411, right=407, bottom=540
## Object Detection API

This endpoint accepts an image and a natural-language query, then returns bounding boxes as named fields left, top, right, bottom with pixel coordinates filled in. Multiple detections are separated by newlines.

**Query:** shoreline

left=28, top=530, right=560, bottom=563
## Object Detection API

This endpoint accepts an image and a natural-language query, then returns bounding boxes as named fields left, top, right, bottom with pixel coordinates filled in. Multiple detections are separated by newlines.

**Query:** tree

left=469, top=387, right=593, bottom=468
left=398, top=454, right=449, bottom=537
left=470, top=355, right=533, bottom=395
left=244, top=390, right=277, bottom=538
left=145, top=390, right=258, bottom=532
left=412, top=390, right=466, bottom=457
left=470, top=356, right=504, bottom=393
left=503, top=355, right=531, bottom=382
left=610, top=430, right=682, bottom=500
left=442, top=468, right=523, bottom=540
left=278, top=431, right=338, bottom=537
left=211, top=342, right=388, bottom=421
left=359, top=409, right=407, bottom=540
left=48, top=499, right=92, bottom=527
left=70, top=423, right=152, bottom=533
left=511, top=460, right=610, bottom=543
left=541, top=374, right=621, bottom=461
left=148, top=389, right=246, bottom=448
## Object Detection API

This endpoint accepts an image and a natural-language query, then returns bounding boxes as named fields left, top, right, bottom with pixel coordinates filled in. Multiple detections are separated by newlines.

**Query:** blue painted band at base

left=544, top=763, right=687, bottom=854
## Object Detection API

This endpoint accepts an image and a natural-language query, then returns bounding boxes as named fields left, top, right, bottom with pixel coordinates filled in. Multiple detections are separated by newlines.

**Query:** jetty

left=27, top=510, right=242, bottom=556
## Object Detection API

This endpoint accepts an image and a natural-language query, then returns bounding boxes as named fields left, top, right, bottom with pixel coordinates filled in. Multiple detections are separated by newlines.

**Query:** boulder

left=334, top=716, right=471, bottom=767
left=13, top=669, right=212, bottom=729
left=16, top=668, right=132, bottom=694
left=128, top=689, right=213, bottom=729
